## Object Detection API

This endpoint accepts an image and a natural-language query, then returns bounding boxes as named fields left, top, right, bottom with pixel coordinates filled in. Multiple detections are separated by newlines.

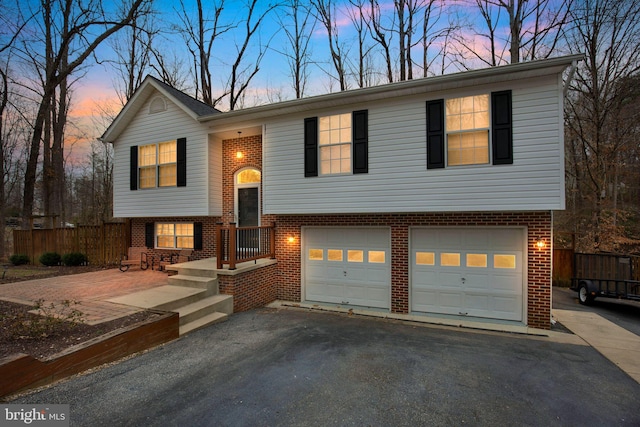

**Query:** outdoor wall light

left=287, top=236, right=296, bottom=244
left=535, top=239, right=547, bottom=250
left=236, top=151, right=244, bottom=159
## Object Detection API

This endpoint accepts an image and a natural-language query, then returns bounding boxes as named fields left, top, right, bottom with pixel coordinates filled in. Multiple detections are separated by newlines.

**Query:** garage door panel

left=411, top=228, right=525, bottom=322
left=304, top=228, right=390, bottom=309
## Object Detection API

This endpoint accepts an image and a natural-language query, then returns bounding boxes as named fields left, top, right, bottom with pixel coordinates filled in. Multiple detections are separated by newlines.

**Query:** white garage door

left=304, top=227, right=390, bottom=309
left=411, top=228, right=524, bottom=321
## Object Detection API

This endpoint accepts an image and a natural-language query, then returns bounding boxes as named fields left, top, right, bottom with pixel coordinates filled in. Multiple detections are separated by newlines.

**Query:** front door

left=235, top=168, right=261, bottom=253
left=238, top=187, right=259, bottom=227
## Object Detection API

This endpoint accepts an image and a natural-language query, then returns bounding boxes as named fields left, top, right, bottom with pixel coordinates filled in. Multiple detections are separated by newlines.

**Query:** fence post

left=216, top=222, right=223, bottom=269
left=229, top=223, right=237, bottom=270
left=270, top=222, right=276, bottom=259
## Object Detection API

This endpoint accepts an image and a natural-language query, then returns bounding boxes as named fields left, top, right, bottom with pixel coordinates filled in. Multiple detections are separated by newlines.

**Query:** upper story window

left=426, top=91, right=512, bottom=169
left=446, top=95, right=490, bottom=166
left=319, top=113, right=352, bottom=175
left=304, top=110, right=368, bottom=177
left=139, top=141, right=177, bottom=189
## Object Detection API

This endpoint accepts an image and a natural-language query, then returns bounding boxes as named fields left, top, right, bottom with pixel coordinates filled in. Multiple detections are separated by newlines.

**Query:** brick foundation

left=218, top=264, right=279, bottom=312
left=131, top=211, right=552, bottom=329
left=274, top=211, right=552, bottom=329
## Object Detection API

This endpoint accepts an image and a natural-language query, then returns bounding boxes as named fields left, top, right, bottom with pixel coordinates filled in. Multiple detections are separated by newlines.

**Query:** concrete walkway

left=0, top=268, right=169, bottom=324
left=554, top=309, right=640, bottom=383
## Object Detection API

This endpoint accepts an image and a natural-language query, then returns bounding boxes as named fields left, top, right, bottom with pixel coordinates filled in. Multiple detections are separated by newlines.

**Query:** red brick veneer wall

left=218, top=263, right=278, bottom=312
left=221, top=135, right=277, bottom=226
left=274, top=211, right=552, bottom=329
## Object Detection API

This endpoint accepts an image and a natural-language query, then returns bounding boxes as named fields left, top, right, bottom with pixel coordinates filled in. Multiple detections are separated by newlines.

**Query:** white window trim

left=155, top=222, right=195, bottom=249
left=318, top=112, right=352, bottom=176
left=139, top=141, right=177, bottom=189
left=234, top=167, right=261, bottom=227
left=445, top=94, right=491, bottom=167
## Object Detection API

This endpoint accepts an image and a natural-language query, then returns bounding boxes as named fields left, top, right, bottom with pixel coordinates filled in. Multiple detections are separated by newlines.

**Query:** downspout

left=563, top=60, right=579, bottom=98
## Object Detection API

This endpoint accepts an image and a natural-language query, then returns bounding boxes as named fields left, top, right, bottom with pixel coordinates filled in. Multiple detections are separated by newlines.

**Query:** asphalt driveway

left=8, top=307, right=640, bottom=426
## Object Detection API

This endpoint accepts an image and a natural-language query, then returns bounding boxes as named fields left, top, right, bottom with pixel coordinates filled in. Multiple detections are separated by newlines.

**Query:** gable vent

left=149, top=96, right=167, bottom=114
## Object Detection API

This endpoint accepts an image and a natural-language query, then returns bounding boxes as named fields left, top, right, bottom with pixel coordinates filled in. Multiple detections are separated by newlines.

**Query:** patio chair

left=119, top=247, right=152, bottom=272
left=157, top=249, right=193, bottom=272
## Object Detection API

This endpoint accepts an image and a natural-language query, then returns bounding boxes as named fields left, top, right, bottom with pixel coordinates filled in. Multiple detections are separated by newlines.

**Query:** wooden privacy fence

left=12, top=222, right=130, bottom=265
left=553, top=248, right=574, bottom=286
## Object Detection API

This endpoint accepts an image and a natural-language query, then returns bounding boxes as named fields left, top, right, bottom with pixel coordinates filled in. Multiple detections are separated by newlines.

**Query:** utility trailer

left=571, top=253, right=640, bottom=305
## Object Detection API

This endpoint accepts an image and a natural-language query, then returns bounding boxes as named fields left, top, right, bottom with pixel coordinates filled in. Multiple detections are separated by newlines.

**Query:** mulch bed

left=0, top=265, right=107, bottom=285
left=0, top=300, right=158, bottom=360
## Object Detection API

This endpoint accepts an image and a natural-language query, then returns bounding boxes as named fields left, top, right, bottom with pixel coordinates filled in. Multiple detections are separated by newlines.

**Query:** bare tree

left=276, top=0, right=316, bottom=98
left=366, top=0, right=394, bottom=83
left=347, top=0, right=376, bottom=88
left=18, top=0, right=152, bottom=226
left=418, top=0, right=459, bottom=77
left=227, top=0, right=278, bottom=110
left=563, top=0, right=640, bottom=251
left=175, top=0, right=232, bottom=106
left=313, top=0, right=349, bottom=91
left=455, top=0, right=572, bottom=66
left=110, top=4, right=159, bottom=104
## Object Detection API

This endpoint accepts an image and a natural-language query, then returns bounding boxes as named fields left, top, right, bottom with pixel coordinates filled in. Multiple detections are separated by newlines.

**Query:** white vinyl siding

left=263, top=74, right=564, bottom=214
left=113, top=94, right=220, bottom=218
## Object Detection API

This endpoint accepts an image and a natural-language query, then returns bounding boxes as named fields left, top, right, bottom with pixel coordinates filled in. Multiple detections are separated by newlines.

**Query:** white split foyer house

left=101, top=54, right=584, bottom=331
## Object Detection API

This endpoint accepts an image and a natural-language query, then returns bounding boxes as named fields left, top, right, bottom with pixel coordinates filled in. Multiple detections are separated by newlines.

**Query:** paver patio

left=0, top=268, right=169, bottom=324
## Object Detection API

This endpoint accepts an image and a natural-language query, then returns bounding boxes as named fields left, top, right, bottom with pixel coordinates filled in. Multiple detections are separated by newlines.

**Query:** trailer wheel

left=578, top=283, right=594, bottom=305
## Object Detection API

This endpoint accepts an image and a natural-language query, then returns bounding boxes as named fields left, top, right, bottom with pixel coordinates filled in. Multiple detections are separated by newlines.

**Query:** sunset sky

left=66, top=0, right=539, bottom=162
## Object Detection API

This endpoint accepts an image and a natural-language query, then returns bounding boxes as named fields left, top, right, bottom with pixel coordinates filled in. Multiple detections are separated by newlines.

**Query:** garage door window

left=494, top=254, right=516, bottom=269
left=369, top=251, right=385, bottom=263
left=328, top=249, right=343, bottom=261
left=466, top=253, right=488, bottom=268
left=441, top=253, right=461, bottom=267
left=348, top=250, right=364, bottom=262
left=309, top=249, right=323, bottom=260
left=416, top=252, right=435, bottom=265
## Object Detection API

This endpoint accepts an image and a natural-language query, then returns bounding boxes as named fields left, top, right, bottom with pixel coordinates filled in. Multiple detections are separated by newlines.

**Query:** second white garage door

left=304, top=227, right=390, bottom=309
left=411, top=228, right=525, bottom=322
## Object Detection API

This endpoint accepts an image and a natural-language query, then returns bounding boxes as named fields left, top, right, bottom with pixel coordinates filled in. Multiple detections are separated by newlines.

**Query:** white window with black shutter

left=145, top=222, right=202, bottom=250
left=130, top=138, right=187, bottom=190
left=426, top=91, right=512, bottom=169
left=304, top=110, right=368, bottom=177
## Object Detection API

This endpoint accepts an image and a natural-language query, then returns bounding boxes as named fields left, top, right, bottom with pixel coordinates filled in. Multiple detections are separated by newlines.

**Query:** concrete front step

left=165, top=259, right=219, bottom=278
left=179, top=312, right=228, bottom=335
left=176, top=294, right=233, bottom=326
left=107, top=285, right=206, bottom=312
left=168, top=274, right=218, bottom=291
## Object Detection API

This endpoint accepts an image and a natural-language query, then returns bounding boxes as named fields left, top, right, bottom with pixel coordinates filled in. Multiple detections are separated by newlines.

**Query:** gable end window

left=130, top=138, right=186, bottom=190
left=425, top=91, right=512, bottom=169
left=304, top=110, right=368, bottom=176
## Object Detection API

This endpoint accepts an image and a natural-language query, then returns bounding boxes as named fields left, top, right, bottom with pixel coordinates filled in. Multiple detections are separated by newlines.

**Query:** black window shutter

left=304, top=117, right=318, bottom=177
left=352, top=110, right=368, bottom=174
left=130, top=146, right=138, bottom=190
left=194, top=222, right=203, bottom=250
left=426, top=99, right=445, bottom=169
left=177, top=137, right=187, bottom=186
left=145, top=223, right=154, bottom=248
left=491, top=90, right=513, bottom=165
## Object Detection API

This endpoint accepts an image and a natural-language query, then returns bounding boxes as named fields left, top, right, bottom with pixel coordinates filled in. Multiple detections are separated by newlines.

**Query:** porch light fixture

left=236, top=151, right=244, bottom=159
left=288, top=236, right=296, bottom=244
left=535, top=239, right=547, bottom=250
